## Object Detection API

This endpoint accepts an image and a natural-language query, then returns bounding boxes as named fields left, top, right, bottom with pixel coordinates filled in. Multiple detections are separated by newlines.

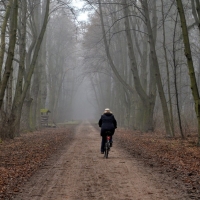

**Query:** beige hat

left=104, top=108, right=111, bottom=113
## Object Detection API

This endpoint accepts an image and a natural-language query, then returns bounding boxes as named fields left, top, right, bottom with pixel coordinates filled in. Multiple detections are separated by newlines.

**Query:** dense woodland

left=0, top=0, right=200, bottom=145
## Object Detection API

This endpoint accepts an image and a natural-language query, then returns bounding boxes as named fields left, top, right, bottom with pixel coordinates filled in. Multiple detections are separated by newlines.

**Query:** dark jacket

left=98, top=113, right=117, bottom=136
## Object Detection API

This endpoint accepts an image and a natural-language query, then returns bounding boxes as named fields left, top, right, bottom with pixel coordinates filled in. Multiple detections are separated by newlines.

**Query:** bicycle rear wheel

left=104, top=142, right=109, bottom=158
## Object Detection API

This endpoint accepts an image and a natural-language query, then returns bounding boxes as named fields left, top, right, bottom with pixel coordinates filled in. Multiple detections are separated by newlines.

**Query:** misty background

left=72, top=75, right=97, bottom=121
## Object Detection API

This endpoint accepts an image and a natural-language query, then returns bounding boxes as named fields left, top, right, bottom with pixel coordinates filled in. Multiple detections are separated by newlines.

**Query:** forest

left=0, top=0, right=78, bottom=139
left=0, top=0, right=200, bottom=142
left=1, top=0, right=200, bottom=199
left=81, top=0, right=200, bottom=144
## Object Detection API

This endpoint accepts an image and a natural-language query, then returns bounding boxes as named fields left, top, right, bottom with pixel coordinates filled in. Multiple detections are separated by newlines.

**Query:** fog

left=1, top=0, right=200, bottom=140
left=72, top=77, right=97, bottom=121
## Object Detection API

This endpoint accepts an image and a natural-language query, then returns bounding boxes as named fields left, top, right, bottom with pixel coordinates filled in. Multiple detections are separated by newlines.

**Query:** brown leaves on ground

left=116, top=129, right=200, bottom=198
left=0, top=126, right=75, bottom=200
left=1, top=125, right=200, bottom=199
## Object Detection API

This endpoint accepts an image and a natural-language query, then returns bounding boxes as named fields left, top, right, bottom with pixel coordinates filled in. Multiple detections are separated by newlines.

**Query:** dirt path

left=14, top=122, right=188, bottom=200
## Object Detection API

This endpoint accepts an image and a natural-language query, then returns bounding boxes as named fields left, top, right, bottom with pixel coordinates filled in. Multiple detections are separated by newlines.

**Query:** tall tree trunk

left=21, top=9, right=37, bottom=131
left=6, top=70, right=13, bottom=116
left=161, top=0, right=175, bottom=135
left=0, top=0, right=18, bottom=110
left=10, top=0, right=27, bottom=136
left=142, top=0, right=173, bottom=136
left=0, top=0, right=12, bottom=83
left=123, top=0, right=155, bottom=131
left=176, top=0, right=200, bottom=145
left=172, top=13, right=184, bottom=138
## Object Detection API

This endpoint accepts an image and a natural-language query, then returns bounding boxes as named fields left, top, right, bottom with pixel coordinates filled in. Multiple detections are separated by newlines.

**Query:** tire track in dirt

left=14, top=122, right=188, bottom=200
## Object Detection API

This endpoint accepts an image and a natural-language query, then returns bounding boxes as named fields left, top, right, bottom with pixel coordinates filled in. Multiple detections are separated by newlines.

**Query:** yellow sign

left=40, top=109, right=50, bottom=113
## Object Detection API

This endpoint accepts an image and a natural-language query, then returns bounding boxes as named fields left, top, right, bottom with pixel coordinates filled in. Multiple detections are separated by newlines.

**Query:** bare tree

left=176, top=0, right=200, bottom=145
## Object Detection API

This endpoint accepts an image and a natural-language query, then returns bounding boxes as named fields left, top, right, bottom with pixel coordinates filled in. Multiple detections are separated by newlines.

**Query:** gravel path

left=14, top=122, right=188, bottom=200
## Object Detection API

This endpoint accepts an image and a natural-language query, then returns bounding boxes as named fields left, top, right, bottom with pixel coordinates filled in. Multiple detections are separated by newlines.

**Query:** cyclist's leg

left=100, top=129, right=104, bottom=153
left=101, top=136, right=106, bottom=153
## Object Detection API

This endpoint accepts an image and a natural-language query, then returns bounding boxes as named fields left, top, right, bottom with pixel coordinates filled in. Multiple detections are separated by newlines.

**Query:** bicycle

left=104, top=131, right=112, bottom=159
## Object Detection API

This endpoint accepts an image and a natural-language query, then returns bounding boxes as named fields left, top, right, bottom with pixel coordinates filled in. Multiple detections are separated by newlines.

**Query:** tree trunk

left=0, top=0, right=18, bottom=110
left=0, top=0, right=12, bottom=83
left=142, top=0, right=173, bottom=136
left=123, top=0, right=155, bottom=131
left=176, top=0, right=200, bottom=145
left=161, top=0, right=175, bottom=135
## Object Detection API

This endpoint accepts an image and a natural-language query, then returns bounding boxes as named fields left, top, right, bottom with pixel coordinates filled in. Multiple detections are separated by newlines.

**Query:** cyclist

left=98, top=108, right=117, bottom=154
